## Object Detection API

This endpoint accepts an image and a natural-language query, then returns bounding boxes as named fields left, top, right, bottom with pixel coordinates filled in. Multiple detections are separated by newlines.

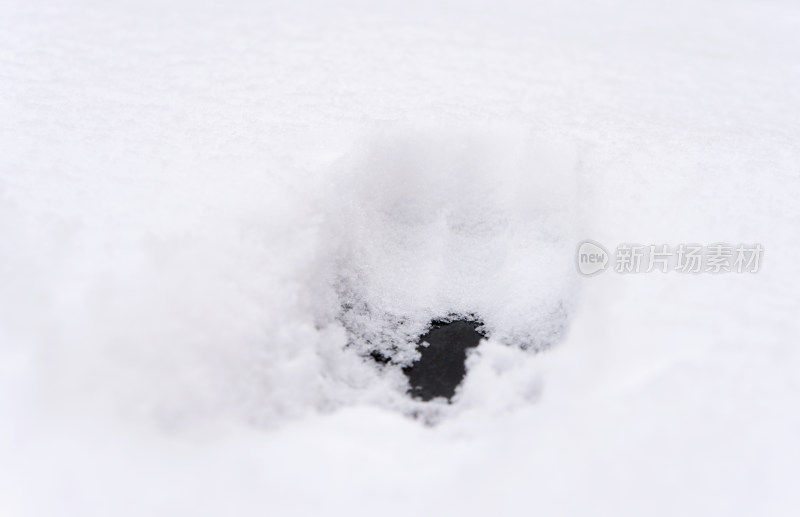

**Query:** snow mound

left=328, top=125, right=579, bottom=359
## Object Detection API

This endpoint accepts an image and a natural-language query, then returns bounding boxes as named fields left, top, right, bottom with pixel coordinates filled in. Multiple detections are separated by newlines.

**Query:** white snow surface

left=1, top=0, right=799, bottom=515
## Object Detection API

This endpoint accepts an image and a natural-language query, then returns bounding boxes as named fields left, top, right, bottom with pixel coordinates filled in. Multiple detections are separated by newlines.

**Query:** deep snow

left=1, top=0, right=799, bottom=515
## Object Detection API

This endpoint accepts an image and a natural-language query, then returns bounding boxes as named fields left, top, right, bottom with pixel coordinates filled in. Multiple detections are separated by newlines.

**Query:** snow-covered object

left=1, top=0, right=799, bottom=515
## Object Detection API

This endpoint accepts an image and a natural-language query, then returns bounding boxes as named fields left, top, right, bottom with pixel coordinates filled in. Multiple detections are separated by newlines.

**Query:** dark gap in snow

left=403, top=319, right=485, bottom=402
left=369, top=350, right=391, bottom=365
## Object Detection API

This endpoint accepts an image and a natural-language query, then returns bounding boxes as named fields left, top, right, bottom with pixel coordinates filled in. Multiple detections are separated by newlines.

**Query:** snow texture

left=1, top=0, right=799, bottom=515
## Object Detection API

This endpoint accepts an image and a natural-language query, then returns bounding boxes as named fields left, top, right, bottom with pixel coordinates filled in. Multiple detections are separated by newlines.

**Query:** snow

left=1, top=0, right=799, bottom=515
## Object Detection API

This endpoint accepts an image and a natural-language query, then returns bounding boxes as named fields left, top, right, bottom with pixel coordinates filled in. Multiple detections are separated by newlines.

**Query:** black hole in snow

left=403, top=319, right=485, bottom=402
